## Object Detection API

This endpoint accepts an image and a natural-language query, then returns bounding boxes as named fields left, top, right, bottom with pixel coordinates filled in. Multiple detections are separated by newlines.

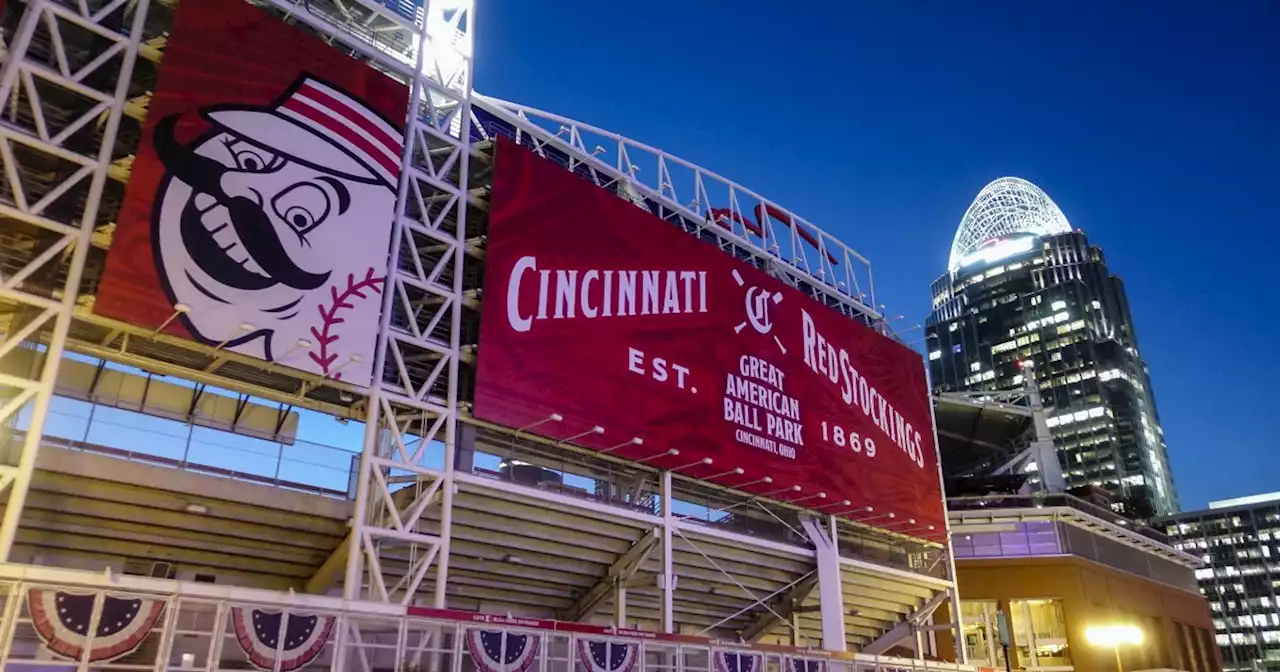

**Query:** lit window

left=949, top=323, right=958, bottom=332
left=928, top=350, right=941, bottom=361
left=1051, top=300, right=1066, bottom=310
left=1009, top=599, right=1072, bottom=670
left=970, top=362, right=982, bottom=372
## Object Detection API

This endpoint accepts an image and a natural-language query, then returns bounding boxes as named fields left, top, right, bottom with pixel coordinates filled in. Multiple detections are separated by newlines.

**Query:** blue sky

left=474, top=0, right=1280, bottom=510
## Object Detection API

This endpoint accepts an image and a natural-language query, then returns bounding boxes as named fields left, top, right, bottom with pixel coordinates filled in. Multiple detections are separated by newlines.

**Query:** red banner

left=475, top=138, right=943, bottom=535
left=94, top=0, right=408, bottom=387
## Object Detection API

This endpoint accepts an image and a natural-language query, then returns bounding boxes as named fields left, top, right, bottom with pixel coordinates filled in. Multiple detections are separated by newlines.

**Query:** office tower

left=1158, top=493, right=1280, bottom=671
left=925, top=177, right=1177, bottom=515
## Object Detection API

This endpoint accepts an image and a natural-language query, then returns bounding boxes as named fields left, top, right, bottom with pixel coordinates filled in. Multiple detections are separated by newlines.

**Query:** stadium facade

left=0, top=0, right=975, bottom=670
left=1158, top=492, right=1280, bottom=671
left=925, top=178, right=1178, bottom=516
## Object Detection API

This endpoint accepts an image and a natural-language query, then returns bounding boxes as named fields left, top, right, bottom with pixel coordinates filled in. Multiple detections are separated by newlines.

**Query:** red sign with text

left=474, top=138, right=943, bottom=534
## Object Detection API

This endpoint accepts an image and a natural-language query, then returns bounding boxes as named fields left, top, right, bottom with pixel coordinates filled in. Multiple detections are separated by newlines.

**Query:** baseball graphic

left=148, top=74, right=403, bottom=386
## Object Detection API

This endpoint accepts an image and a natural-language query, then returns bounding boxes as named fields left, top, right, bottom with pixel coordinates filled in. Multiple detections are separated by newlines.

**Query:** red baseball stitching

left=309, top=267, right=384, bottom=380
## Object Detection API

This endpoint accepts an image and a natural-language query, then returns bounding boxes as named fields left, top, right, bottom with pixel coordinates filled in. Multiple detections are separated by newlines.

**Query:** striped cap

left=204, top=75, right=404, bottom=188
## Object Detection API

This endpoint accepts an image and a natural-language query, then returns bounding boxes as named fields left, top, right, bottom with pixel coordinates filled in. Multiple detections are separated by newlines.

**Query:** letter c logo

left=508, top=256, right=536, bottom=332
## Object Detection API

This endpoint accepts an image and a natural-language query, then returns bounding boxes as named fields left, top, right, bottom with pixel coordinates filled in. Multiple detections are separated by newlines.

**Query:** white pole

left=924, top=361, right=966, bottom=664
left=661, top=470, right=674, bottom=633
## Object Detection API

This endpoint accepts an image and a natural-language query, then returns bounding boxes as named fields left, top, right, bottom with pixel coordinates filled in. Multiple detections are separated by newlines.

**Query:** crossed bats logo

left=732, top=269, right=786, bottom=355
left=147, top=74, right=403, bottom=381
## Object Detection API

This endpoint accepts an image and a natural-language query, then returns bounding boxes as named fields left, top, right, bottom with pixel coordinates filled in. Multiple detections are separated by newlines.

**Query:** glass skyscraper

left=925, top=177, right=1177, bottom=515
left=1157, top=493, right=1280, bottom=670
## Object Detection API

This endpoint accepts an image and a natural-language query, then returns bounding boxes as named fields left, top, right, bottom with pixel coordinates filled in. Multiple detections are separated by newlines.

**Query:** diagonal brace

left=564, top=527, right=660, bottom=621
left=740, top=573, right=818, bottom=641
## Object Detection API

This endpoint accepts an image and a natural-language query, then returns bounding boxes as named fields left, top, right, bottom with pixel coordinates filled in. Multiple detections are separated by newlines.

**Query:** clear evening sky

left=476, top=0, right=1279, bottom=511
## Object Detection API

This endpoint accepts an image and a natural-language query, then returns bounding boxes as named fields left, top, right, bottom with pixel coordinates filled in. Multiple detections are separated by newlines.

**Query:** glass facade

left=926, top=227, right=1177, bottom=515
left=1158, top=494, right=1280, bottom=670
left=959, top=598, right=1072, bottom=671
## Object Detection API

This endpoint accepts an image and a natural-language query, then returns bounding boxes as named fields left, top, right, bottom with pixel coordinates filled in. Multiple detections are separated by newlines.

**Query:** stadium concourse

left=0, top=0, right=980, bottom=671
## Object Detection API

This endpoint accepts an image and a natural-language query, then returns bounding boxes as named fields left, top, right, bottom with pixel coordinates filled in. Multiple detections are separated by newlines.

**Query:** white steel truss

left=309, top=0, right=477, bottom=608
left=0, top=0, right=153, bottom=560
left=470, top=96, right=883, bottom=325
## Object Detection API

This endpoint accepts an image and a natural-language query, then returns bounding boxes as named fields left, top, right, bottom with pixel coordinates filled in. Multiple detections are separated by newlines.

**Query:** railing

left=13, top=395, right=360, bottom=498
left=0, top=566, right=985, bottom=672
left=947, top=493, right=1172, bottom=544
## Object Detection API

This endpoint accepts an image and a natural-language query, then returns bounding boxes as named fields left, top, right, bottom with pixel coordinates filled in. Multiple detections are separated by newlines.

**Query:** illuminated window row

left=1046, top=405, right=1110, bottom=427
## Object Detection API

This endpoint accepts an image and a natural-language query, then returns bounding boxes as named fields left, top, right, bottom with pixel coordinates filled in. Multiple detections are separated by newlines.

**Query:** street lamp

left=1085, top=624, right=1144, bottom=672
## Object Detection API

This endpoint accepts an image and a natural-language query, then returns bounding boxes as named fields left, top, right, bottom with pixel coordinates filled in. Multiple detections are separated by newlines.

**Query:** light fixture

left=152, top=302, right=191, bottom=336
left=735, top=475, right=773, bottom=489
left=672, top=457, right=712, bottom=471
left=705, top=467, right=745, bottom=479
left=557, top=425, right=605, bottom=445
left=600, top=437, right=643, bottom=455
left=212, top=322, right=255, bottom=351
left=1085, top=623, right=1143, bottom=672
left=517, top=414, right=562, bottom=434
left=1085, top=624, right=1142, bottom=646
left=184, top=503, right=209, bottom=515
left=327, top=353, right=365, bottom=378
left=832, top=505, right=874, bottom=516
left=636, top=448, right=678, bottom=464
left=816, top=498, right=853, bottom=510
left=759, top=484, right=802, bottom=498
left=278, top=337, right=314, bottom=360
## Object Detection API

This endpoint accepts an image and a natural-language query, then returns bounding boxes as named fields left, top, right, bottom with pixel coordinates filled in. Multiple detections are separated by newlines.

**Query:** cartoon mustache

left=153, top=114, right=330, bottom=292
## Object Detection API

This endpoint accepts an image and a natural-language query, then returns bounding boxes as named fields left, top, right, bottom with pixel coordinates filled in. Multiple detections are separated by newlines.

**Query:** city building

left=1157, top=492, right=1280, bottom=670
left=935, top=393, right=1220, bottom=672
left=925, top=177, right=1178, bottom=516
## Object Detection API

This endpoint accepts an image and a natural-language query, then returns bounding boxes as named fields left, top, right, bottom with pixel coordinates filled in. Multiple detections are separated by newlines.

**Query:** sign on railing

left=0, top=567, right=982, bottom=672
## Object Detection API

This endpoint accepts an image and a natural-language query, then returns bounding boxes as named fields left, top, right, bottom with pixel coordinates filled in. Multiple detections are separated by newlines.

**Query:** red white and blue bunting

left=785, top=657, right=827, bottom=672
left=715, top=651, right=762, bottom=672
left=466, top=629, right=541, bottom=672
left=576, top=638, right=638, bottom=672
left=27, top=588, right=165, bottom=662
left=230, top=606, right=335, bottom=671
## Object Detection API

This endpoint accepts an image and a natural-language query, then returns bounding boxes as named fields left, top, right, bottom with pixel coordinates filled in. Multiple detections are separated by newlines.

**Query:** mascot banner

left=95, top=0, right=409, bottom=387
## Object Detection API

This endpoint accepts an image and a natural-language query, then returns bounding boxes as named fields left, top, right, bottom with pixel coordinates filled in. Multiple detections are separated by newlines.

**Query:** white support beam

left=926, top=361, right=967, bottom=665
left=563, top=527, right=660, bottom=622
left=615, top=581, right=627, bottom=628
left=661, top=470, right=674, bottom=633
left=800, top=517, right=845, bottom=651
